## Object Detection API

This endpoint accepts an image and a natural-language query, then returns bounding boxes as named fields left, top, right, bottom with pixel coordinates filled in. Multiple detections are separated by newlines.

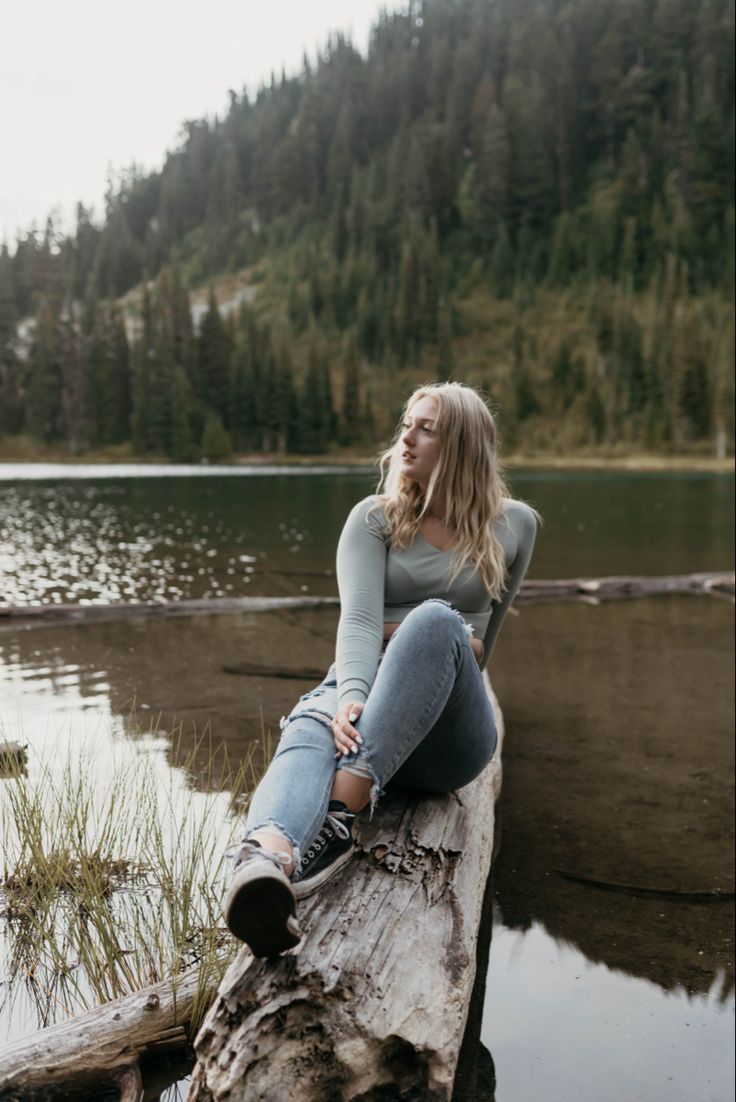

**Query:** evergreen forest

left=1, top=0, right=733, bottom=460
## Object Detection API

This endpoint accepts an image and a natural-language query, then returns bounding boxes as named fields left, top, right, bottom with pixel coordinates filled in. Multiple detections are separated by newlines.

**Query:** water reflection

left=1, top=469, right=733, bottom=607
left=490, top=596, right=734, bottom=994
left=0, top=608, right=340, bottom=783
left=1, top=468, right=733, bottom=1096
left=484, top=919, right=734, bottom=1102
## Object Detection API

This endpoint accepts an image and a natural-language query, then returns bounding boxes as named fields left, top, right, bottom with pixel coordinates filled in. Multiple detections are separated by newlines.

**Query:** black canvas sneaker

left=224, top=840, right=302, bottom=956
left=292, top=800, right=356, bottom=900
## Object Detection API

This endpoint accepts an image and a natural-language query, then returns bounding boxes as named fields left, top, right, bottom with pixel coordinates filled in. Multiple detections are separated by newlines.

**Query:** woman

left=225, top=382, right=537, bottom=957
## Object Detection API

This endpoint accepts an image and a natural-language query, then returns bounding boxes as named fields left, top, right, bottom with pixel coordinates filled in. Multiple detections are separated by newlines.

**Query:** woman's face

left=399, top=396, right=440, bottom=489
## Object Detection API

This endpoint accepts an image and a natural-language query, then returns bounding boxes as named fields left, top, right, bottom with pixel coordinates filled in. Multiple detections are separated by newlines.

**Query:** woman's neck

left=425, top=496, right=449, bottom=526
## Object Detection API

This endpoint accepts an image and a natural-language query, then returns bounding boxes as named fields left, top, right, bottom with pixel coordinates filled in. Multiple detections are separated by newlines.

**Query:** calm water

left=0, top=464, right=733, bottom=1100
left=0, top=464, right=733, bottom=605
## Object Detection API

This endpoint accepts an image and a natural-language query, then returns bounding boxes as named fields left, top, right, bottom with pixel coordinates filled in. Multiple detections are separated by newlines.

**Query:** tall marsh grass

left=0, top=724, right=265, bottom=1037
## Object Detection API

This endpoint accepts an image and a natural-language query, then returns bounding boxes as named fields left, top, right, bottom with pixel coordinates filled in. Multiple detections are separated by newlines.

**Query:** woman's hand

left=332, top=702, right=365, bottom=758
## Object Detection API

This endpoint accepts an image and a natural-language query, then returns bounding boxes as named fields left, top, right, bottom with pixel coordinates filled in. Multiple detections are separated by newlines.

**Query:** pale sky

left=0, top=0, right=405, bottom=243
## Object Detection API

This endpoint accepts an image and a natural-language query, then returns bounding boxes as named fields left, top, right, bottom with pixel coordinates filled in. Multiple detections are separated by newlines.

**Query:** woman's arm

left=335, top=497, right=388, bottom=711
left=480, top=500, right=537, bottom=667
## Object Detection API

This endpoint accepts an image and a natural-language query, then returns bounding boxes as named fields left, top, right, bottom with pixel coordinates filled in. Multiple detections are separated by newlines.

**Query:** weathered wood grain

left=0, top=970, right=200, bottom=1100
left=0, top=682, right=503, bottom=1100
left=188, top=677, right=504, bottom=1102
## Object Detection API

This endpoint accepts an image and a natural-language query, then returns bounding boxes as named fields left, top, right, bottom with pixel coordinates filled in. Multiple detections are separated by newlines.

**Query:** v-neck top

left=384, top=530, right=492, bottom=634
left=334, top=495, right=537, bottom=710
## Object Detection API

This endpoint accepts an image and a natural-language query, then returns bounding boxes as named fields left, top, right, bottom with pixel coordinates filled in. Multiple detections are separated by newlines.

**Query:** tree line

left=0, top=0, right=733, bottom=457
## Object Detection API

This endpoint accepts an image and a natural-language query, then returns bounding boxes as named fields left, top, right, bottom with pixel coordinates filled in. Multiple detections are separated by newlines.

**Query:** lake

left=0, top=464, right=733, bottom=1101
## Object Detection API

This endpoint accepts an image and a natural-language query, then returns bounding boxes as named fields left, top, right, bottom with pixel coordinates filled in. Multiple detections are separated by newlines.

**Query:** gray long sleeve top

left=335, top=496, right=537, bottom=710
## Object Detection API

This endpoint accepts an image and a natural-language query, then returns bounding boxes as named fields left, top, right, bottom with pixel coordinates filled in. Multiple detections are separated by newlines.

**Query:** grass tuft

left=0, top=721, right=267, bottom=1036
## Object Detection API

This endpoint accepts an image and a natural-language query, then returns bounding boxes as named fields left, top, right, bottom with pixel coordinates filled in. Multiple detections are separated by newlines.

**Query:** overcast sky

left=1, top=0, right=404, bottom=243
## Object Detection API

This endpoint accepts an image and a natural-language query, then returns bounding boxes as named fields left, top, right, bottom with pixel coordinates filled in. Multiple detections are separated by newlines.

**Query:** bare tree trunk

left=188, top=678, right=505, bottom=1102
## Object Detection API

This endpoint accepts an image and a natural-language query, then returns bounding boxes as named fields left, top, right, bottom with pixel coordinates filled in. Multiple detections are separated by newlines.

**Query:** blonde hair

left=373, top=382, right=510, bottom=600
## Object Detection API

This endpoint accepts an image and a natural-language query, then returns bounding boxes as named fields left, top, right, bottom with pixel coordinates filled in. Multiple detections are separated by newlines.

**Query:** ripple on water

left=0, top=484, right=272, bottom=606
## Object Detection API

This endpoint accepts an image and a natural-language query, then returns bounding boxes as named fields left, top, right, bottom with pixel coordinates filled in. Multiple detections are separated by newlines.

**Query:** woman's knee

left=274, top=714, right=334, bottom=758
left=399, top=599, right=468, bottom=642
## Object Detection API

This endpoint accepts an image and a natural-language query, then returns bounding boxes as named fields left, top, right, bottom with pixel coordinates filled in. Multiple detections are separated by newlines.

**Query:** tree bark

left=188, top=678, right=505, bottom=1102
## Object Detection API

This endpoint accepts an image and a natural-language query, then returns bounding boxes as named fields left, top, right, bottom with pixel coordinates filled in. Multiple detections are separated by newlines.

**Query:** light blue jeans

left=244, top=600, right=498, bottom=863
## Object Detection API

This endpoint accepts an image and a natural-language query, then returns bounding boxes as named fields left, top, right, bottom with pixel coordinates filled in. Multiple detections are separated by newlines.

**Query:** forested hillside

left=1, top=0, right=733, bottom=459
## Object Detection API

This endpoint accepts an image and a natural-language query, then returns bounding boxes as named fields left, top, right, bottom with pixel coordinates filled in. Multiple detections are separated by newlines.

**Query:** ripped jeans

left=243, top=600, right=498, bottom=865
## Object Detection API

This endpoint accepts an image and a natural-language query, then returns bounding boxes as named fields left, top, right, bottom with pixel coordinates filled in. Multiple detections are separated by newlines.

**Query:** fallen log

left=520, top=571, right=734, bottom=602
left=188, top=677, right=505, bottom=1102
left=0, top=682, right=503, bottom=1100
left=0, top=968, right=206, bottom=1100
left=0, top=594, right=339, bottom=629
left=1, top=572, right=731, bottom=630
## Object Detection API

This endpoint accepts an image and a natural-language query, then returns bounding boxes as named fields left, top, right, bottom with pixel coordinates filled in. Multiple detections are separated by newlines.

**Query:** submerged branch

left=556, top=870, right=735, bottom=901
left=0, top=594, right=339, bottom=629
left=0, top=573, right=732, bottom=631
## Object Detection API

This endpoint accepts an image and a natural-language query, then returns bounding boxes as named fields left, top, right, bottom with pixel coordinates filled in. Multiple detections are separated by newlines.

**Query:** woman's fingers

left=332, top=703, right=365, bottom=756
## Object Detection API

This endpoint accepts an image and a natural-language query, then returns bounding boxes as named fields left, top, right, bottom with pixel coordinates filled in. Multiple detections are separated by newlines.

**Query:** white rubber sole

left=292, top=845, right=355, bottom=901
left=224, top=861, right=301, bottom=956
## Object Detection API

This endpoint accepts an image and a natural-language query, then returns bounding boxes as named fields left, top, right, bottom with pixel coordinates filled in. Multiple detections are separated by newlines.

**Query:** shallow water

left=484, top=920, right=733, bottom=1102
left=0, top=465, right=733, bottom=1098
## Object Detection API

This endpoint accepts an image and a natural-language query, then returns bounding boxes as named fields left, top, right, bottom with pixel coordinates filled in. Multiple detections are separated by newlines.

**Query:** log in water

left=0, top=573, right=731, bottom=631
left=0, top=682, right=503, bottom=1100
left=188, top=679, right=504, bottom=1102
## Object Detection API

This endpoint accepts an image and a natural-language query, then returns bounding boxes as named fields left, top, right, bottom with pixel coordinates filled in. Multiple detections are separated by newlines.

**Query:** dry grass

left=0, top=725, right=265, bottom=1035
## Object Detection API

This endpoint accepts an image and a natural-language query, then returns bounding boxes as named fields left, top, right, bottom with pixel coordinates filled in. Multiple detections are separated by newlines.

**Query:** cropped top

left=335, top=495, right=537, bottom=710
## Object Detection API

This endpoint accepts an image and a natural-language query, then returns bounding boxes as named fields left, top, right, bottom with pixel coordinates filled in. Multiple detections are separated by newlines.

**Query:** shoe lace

left=300, top=808, right=352, bottom=867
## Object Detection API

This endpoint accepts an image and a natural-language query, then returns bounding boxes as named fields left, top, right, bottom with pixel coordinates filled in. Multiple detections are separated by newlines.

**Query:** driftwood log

left=0, top=682, right=503, bottom=1101
left=188, top=677, right=504, bottom=1102
left=0, top=968, right=205, bottom=1100
left=0, top=573, right=731, bottom=632
left=0, top=594, right=339, bottom=629
left=520, top=571, right=734, bottom=602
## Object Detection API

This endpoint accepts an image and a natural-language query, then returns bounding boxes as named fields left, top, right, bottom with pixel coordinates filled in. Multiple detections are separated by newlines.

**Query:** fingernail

left=349, top=712, right=358, bottom=722
left=351, top=744, right=358, bottom=753
left=356, top=735, right=364, bottom=744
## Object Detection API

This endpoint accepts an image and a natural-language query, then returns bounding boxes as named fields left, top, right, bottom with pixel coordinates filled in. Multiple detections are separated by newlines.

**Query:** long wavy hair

left=373, top=382, right=510, bottom=599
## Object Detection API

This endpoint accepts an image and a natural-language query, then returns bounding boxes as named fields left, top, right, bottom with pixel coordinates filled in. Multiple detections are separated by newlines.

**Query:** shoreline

left=0, top=450, right=732, bottom=474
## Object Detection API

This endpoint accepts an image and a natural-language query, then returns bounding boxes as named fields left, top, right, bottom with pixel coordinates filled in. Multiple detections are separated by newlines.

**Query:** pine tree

left=0, top=246, right=22, bottom=434
left=169, top=366, right=196, bottom=460
left=300, top=343, right=330, bottom=453
left=27, top=304, right=64, bottom=441
left=512, top=319, right=539, bottom=422
left=340, top=341, right=362, bottom=445
left=198, top=289, right=232, bottom=423
left=201, top=410, right=232, bottom=459
left=131, top=284, right=156, bottom=454
left=550, top=340, right=584, bottom=412
left=108, top=308, right=132, bottom=443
